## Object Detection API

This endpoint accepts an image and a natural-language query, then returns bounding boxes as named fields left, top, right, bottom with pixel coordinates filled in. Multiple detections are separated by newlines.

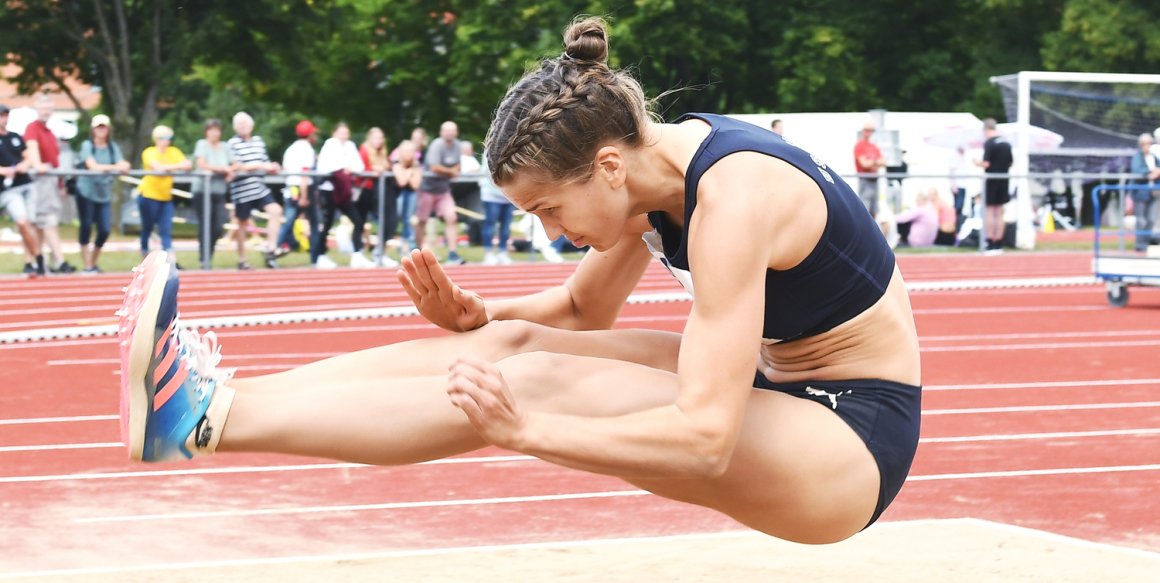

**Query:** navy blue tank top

left=645, top=113, right=895, bottom=343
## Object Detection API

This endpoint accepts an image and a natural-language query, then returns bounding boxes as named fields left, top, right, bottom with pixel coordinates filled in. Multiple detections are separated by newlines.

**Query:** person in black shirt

left=0, top=105, right=42, bottom=274
left=976, top=118, right=1013, bottom=252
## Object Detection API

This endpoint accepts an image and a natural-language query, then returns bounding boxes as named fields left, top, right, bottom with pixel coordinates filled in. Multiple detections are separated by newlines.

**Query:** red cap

left=295, top=120, right=317, bottom=138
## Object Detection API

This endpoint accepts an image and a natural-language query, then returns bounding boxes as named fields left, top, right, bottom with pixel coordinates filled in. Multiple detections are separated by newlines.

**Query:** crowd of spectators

left=0, top=95, right=562, bottom=274
left=5, top=95, right=1159, bottom=275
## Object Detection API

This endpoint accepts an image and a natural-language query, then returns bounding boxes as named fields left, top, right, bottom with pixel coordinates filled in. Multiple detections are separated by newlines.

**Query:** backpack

left=330, top=170, right=354, bottom=206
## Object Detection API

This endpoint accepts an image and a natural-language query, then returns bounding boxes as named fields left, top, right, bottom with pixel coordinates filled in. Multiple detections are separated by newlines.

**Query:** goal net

left=990, top=71, right=1160, bottom=247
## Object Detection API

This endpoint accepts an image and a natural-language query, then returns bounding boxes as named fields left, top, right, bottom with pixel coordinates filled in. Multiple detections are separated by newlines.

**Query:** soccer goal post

left=990, top=71, right=1160, bottom=248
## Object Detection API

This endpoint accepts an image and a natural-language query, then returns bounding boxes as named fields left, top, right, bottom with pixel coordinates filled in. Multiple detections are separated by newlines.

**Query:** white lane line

left=918, top=428, right=1160, bottom=443
left=0, top=442, right=122, bottom=453
left=63, top=463, right=1160, bottom=524
left=913, top=305, right=1107, bottom=315
left=0, top=414, right=116, bottom=426
left=72, top=490, right=652, bottom=523
left=11, top=427, right=1160, bottom=454
left=48, top=353, right=344, bottom=366
left=921, top=329, right=1160, bottom=342
left=922, top=339, right=1160, bottom=352
left=0, top=455, right=531, bottom=484
left=923, top=401, right=1160, bottom=415
left=0, top=303, right=1138, bottom=350
left=926, top=378, right=1160, bottom=391
left=907, top=463, right=1160, bottom=482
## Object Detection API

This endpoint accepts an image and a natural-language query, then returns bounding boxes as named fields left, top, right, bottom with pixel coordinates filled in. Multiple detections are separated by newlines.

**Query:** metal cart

left=1092, top=183, right=1160, bottom=307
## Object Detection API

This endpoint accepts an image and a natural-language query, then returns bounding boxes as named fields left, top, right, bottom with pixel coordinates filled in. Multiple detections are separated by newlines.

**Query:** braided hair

left=484, top=16, right=651, bottom=185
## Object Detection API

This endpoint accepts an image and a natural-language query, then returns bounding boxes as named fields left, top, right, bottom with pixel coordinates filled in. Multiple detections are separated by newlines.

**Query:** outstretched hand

left=398, top=249, right=489, bottom=332
left=447, top=356, right=527, bottom=449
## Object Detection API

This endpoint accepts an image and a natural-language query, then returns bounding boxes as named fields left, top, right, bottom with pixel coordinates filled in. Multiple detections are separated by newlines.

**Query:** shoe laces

left=176, top=328, right=236, bottom=400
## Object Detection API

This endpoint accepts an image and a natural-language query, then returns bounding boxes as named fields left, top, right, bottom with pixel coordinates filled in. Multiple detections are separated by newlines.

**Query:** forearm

left=517, top=405, right=725, bottom=478
left=25, top=144, right=43, bottom=168
left=485, top=284, right=598, bottom=331
left=86, top=161, right=117, bottom=171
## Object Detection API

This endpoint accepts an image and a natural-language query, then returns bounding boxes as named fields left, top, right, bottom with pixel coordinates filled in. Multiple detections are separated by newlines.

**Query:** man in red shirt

left=853, top=121, right=887, bottom=220
left=23, top=94, right=75, bottom=274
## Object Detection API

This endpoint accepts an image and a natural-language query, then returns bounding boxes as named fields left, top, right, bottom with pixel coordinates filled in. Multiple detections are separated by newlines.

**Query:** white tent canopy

left=3, top=106, right=79, bottom=140
left=923, top=122, right=1064, bottom=152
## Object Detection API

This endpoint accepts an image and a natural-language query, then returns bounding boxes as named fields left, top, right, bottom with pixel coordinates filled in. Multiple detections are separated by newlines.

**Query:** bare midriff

left=756, top=265, right=921, bottom=387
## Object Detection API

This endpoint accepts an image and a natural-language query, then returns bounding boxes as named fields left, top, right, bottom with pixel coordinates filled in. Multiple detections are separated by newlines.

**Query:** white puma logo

left=806, top=386, right=853, bottom=410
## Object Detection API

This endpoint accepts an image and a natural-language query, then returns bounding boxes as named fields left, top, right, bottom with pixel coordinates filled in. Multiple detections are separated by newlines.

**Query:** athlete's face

left=500, top=147, right=632, bottom=252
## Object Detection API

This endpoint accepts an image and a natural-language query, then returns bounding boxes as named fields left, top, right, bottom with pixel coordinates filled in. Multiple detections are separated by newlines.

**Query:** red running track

left=1, top=251, right=1159, bottom=574
left=0, top=252, right=1092, bottom=334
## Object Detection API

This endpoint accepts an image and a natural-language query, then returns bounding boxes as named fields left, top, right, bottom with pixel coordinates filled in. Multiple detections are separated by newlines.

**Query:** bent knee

left=474, top=319, right=541, bottom=355
left=493, top=351, right=569, bottom=403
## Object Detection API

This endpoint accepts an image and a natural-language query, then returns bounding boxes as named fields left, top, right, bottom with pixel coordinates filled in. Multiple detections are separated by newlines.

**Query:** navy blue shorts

left=752, top=374, right=922, bottom=528
left=233, top=194, right=276, bottom=221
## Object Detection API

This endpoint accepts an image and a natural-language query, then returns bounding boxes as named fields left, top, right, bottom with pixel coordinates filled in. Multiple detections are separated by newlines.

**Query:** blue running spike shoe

left=119, top=251, right=235, bottom=462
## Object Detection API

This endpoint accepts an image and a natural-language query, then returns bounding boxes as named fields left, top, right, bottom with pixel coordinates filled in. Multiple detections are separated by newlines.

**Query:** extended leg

left=227, top=320, right=680, bottom=392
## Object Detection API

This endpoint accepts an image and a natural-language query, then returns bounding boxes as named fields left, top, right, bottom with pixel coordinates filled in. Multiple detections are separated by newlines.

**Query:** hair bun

left=563, top=17, right=609, bottom=64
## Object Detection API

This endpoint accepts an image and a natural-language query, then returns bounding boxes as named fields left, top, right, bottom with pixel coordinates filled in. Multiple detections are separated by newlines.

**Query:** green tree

left=0, top=0, right=335, bottom=157
left=1041, top=0, right=1160, bottom=72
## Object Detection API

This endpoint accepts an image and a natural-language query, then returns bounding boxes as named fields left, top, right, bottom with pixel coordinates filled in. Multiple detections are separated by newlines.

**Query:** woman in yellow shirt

left=138, top=125, right=192, bottom=260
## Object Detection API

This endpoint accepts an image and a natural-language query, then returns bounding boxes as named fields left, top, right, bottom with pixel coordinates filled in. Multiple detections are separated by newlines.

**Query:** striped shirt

left=227, top=135, right=272, bottom=203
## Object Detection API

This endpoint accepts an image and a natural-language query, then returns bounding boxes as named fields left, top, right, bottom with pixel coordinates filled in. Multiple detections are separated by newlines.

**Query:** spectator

left=58, top=136, right=79, bottom=223
left=391, top=127, right=426, bottom=163
left=893, top=189, right=939, bottom=248
left=522, top=213, right=564, bottom=263
left=138, top=125, right=192, bottom=262
left=227, top=111, right=283, bottom=270
left=853, top=120, right=887, bottom=222
left=358, top=126, right=398, bottom=267
left=770, top=119, right=784, bottom=137
left=418, top=121, right=464, bottom=265
left=192, top=118, right=235, bottom=266
left=933, top=189, right=958, bottom=246
left=459, top=141, right=482, bottom=174
left=478, top=156, right=514, bottom=265
left=23, top=94, right=75, bottom=273
left=1129, top=132, right=1160, bottom=252
left=278, top=120, right=318, bottom=259
left=392, top=139, right=422, bottom=254
left=0, top=104, right=41, bottom=275
left=315, top=122, right=371, bottom=268
left=974, top=118, right=1013, bottom=253
left=76, top=114, right=129, bottom=274
left=947, top=145, right=969, bottom=227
